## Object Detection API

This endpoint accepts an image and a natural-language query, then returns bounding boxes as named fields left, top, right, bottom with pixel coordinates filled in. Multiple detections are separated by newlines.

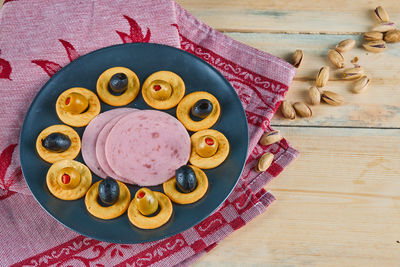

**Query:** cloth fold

left=0, top=1, right=297, bottom=266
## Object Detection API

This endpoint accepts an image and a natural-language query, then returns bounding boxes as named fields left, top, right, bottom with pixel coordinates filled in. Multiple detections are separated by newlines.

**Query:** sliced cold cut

left=95, top=111, right=136, bottom=181
left=105, top=110, right=191, bottom=186
left=81, top=108, right=135, bottom=178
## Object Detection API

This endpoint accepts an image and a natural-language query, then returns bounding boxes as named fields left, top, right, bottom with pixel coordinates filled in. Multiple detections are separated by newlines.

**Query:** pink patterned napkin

left=0, top=1, right=298, bottom=266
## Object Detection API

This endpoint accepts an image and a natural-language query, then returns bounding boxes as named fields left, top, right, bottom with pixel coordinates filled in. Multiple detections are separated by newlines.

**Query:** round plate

left=19, top=43, right=249, bottom=244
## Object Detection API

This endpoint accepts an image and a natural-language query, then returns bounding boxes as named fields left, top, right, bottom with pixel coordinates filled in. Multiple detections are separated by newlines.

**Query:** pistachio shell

left=292, top=49, right=304, bottom=68
left=371, top=22, right=396, bottom=33
left=321, top=91, right=344, bottom=106
left=309, top=86, right=321, bottom=105
left=328, top=49, right=345, bottom=69
left=352, top=75, right=371, bottom=94
left=342, top=67, right=365, bottom=80
left=384, top=30, right=400, bottom=43
left=281, top=100, right=296, bottom=119
left=364, top=31, right=384, bottom=41
left=256, top=153, right=274, bottom=172
left=362, top=40, right=386, bottom=53
left=316, top=66, right=330, bottom=87
left=259, top=130, right=283, bottom=146
left=374, top=6, right=390, bottom=22
left=335, top=39, right=356, bottom=53
left=293, top=102, right=312, bottom=118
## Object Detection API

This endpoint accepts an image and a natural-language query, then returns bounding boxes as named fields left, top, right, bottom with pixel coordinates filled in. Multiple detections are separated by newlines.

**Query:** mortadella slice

left=81, top=108, right=135, bottom=178
left=95, top=110, right=136, bottom=181
left=105, top=110, right=191, bottom=186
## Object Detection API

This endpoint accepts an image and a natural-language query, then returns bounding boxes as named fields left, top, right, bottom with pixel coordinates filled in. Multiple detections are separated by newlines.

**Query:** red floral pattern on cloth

left=179, top=35, right=287, bottom=129
left=32, top=39, right=79, bottom=77
left=0, top=1, right=297, bottom=266
left=8, top=179, right=274, bottom=267
left=116, top=15, right=151, bottom=43
left=3, top=0, right=17, bottom=5
left=3, top=35, right=296, bottom=267
left=0, top=188, right=16, bottom=200
left=0, top=144, right=19, bottom=199
left=0, top=49, right=12, bottom=80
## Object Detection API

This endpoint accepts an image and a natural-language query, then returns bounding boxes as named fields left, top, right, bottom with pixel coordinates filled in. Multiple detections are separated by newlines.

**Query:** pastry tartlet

left=163, top=165, right=208, bottom=204
left=56, top=87, right=100, bottom=127
left=96, top=67, right=140, bottom=106
left=46, top=159, right=92, bottom=200
left=128, top=189, right=173, bottom=229
left=176, top=91, right=220, bottom=131
left=189, top=129, right=229, bottom=169
left=142, top=71, right=185, bottom=110
left=36, top=124, right=81, bottom=163
left=85, top=180, right=131, bottom=220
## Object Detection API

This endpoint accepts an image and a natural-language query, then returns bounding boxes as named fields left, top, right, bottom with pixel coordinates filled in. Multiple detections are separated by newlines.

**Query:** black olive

left=175, top=165, right=197, bottom=193
left=41, top=132, right=71, bottom=153
left=109, top=73, right=128, bottom=93
left=191, top=99, right=213, bottom=119
left=98, top=177, right=120, bottom=205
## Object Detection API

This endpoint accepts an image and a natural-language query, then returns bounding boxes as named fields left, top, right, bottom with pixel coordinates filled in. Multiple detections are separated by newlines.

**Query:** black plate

left=19, top=43, right=248, bottom=244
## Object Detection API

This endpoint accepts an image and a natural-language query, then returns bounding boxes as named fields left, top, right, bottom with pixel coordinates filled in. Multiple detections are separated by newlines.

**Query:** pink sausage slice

left=95, top=111, right=136, bottom=181
left=81, top=108, right=135, bottom=178
left=105, top=110, right=191, bottom=186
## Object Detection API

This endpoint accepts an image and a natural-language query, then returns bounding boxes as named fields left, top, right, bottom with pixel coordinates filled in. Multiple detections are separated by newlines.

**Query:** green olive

left=149, top=80, right=172, bottom=100
left=135, top=188, right=159, bottom=216
left=195, top=135, right=218, bottom=158
left=64, top=92, right=89, bottom=114
left=56, top=167, right=81, bottom=189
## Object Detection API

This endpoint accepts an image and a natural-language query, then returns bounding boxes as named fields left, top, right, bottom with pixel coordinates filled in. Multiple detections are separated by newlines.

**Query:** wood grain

left=221, top=33, right=400, bottom=128
left=271, top=80, right=400, bottom=128
left=225, top=32, right=400, bottom=81
left=177, top=0, right=400, bottom=34
left=174, top=0, right=400, bottom=266
left=193, top=128, right=400, bottom=267
left=2, top=0, right=398, bottom=266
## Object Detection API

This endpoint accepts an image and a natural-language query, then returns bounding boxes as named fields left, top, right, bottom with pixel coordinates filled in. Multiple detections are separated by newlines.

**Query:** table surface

left=173, top=1, right=400, bottom=266
left=2, top=0, right=399, bottom=266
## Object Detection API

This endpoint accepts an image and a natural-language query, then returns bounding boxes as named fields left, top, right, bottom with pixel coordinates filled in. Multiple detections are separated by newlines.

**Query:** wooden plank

left=221, top=32, right=400, bottom=128
left=193, top=127, right=400, bottom=267
left=176, top=0, right=400, bottom=34
left=271, top=80, right=400, bottom=128
left=178, top=0, right=400, bottom=11
left=224, top=32, right=400, bottom=81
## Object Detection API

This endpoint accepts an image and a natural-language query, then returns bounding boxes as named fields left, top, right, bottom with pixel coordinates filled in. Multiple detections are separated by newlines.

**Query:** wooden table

left=174, top=1, right=400, bottom=266
left=1, top=0, right=398, bottom=266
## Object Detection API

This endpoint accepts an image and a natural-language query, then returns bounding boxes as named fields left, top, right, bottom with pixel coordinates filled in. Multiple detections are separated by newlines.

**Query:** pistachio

left=384, top=30, right=400, bottom=43
left=259, top=130, right=283, bottom=146
left=335, top=39, right=356, bottom=53
left=321, top=91, right=344, bottom=106
left=342, top=67, right=365, bottom=80
left=362, top=40, right=386, bottom=53
left=292, top=49, right=304, bottom=68
left=316, top=66, right=330, bottom=87
left=364, top=31, right=384, bottom=41
left=308, top=86, right=321, bottom=105
left=281, top=100, right=296, bottom=119
left=328, top=49, right=345, bottom=69
left=374, top=6, right=389, bottom=22
left=256, top=152, right=274, bottom=172
left=293, top=102, right=312, bottom=118
left=371, top=22, right=396, bottom=33
left=352, top=75, right=370, bottom=94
